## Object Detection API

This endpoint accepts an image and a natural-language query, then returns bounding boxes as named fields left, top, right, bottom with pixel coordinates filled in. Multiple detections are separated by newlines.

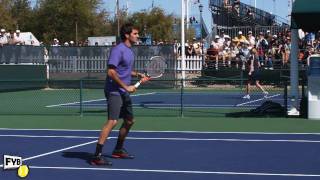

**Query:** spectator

left=211, top=35, right=220, bottom=49
left=69, top=41, right=75, bottom=46
left=0, top=29, right=8, bottom=46
left=52, top=38, right=60, bottom=46
left=247, top=31, right=255, bottom=49
left=265, top=48, right=274, bottom=70
left=224, top=35, right=231, bottom=47
left=7, top=30, right=18, bottom=45
left=256, top=32, right=268, bottom=65
left=14, top=30, right=25, bottom=45
left=233, top=0, right=240, bottom=16
left=233, top=31, right=247, bottom=46
left=281, top=38, right=291, bottom=67
left=246, top=8, right=254, bottom=18
left=223, top=35, right=231, bottom=66
left=187, top=43, right=194, bottom=57
left=194, top=43, right=202, bottom=56
left=265, top=30, right=272, bottom=46
left=230, top=41, right=239, bottom=67
left=238, top=40, right=250, bottom=70
left=177, top=43, right=189, bottom=57
left=223, top=0, right=229, bottom=6
left=218, top=31, right=225, bottom=45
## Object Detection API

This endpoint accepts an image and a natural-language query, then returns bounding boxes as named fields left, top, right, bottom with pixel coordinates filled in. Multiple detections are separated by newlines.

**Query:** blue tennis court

left=46, top=92, right=284, bottom=109
left=1, top=129, right=320, bottom=180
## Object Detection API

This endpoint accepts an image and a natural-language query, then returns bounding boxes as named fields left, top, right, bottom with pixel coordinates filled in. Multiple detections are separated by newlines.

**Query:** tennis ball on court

left=17, top=165, right=29, bottom=178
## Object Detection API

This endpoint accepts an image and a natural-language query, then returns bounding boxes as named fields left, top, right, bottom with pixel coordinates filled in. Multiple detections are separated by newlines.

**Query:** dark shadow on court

left=62, top=152, right=94, bottom=165
left=226, top=101, right=286, bottom=118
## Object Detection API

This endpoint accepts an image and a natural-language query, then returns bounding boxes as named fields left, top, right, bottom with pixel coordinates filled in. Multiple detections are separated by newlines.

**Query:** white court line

left=1, top=128, right=320, bottom=135
left=45, top=92, right=156, bottom=108
left=28, top=166, right=320, bottom=177
left=66, top=104, right=246, bottom=107
left=0, top=140, right=97, bottom=168
left=236, top=94, right=281, bottom=107
left=45, top=99, right=105, bottom=108
left=1, top=134, right=320, bottom=143
left=23, top=140, right=97, bottom=161
left=0, top=134, right=98, bottom=139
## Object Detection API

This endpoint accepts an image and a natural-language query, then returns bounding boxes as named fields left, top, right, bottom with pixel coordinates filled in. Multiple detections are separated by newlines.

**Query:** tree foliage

left=33, top=0, right=111, bottom=44
left=128, top=7, right=174, bottom=42
left=0, top=1, right=177, bottom=44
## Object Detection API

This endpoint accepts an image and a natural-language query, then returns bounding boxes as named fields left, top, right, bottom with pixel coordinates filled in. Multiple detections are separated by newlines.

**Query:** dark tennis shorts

left=248, top=71, right=261, bottom=82
left=105, top=91, right=133, bottom=121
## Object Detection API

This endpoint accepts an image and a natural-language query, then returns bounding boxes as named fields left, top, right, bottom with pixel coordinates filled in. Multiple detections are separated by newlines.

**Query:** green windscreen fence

left=0, top=65, right=47, bottom=92
left=0, top=78, right=290, bottom=117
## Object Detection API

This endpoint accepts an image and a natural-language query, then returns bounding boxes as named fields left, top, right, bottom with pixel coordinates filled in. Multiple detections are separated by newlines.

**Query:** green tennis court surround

left=0, top=65, right=47, bottom=80
left=0, top=65, right=47, bottom=92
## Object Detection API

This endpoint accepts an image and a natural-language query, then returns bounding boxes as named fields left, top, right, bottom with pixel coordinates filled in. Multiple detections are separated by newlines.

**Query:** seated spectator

left=224, top=35, right=231, bottom=47
left=233, top=31, right=247, bottom=46
left=238, top=40, right=250, bottom=70
left=206, top=42, right=219, bottom=69
left=211, top=35, right=220, bottom=49
left=282, top=38, right=291, bottom=67
left=247, top=31, right=255, bottom=50
left=230, top=42, right=239, bottom=67
left=194, top=43, right=202, bottom=56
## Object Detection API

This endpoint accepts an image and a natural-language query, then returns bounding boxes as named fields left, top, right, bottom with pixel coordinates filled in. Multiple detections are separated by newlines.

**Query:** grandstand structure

left=209, top=0, right=289, bottom=36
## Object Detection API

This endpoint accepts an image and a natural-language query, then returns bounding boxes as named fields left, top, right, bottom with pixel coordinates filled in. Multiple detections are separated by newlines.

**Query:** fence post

left=180, top=77, right=184, bottom=118
left=80, top=79, right=83, bottom=117
left=240, top=70, right=244, bottom=89
left=284, top=80, right=288, bottom=117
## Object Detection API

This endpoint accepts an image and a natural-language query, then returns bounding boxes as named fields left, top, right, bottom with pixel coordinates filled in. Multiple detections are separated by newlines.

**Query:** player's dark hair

left=120, top=23, right=138, bottom=41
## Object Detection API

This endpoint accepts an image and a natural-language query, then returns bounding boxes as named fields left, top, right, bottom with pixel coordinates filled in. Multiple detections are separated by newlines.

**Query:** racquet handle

left=134, top=81, right=142, bottom=88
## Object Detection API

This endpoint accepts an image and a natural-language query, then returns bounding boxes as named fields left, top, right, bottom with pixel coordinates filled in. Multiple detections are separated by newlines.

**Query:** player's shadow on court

left=62, top=152, right=95, bottom=165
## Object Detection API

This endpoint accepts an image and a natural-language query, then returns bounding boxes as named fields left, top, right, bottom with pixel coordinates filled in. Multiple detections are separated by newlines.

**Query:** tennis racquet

left=134, top=56, right=167, bottom=88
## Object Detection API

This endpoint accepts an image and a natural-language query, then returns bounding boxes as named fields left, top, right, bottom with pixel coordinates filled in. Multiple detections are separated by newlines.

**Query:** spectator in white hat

left=52, top=38, right=60, bottom=46
left=0, top=29, right=8, bottom=46
left=14, top=30, right=25, bottom=45
left=247, top=31, right=255, bottom=50
left=211, top=35, right=220, bottom=49
left=233, top=31, right=247, bottom=46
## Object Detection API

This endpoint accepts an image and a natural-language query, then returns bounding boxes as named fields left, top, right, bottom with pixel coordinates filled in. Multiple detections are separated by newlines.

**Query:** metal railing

left=209, top=0, right=289, bottom=27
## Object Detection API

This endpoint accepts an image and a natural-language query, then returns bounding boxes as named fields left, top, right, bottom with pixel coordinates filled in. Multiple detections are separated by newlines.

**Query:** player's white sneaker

left=263, top=91, right=269, bottom=98
left=242, top=94, right=250, bottom=99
